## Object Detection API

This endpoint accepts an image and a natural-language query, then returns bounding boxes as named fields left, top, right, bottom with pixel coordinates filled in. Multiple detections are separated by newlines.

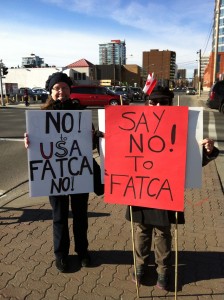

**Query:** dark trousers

left=135, top=223, right=172, bottom=275
left=49, top=193, right=89, bottom=259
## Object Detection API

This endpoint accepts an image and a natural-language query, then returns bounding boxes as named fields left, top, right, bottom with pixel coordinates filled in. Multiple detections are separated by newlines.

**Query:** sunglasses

left=147, top=99, right=170, bottom=106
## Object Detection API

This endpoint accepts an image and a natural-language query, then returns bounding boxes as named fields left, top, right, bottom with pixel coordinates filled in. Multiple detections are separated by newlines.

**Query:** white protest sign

left=185, top=107, right=203, bottom=188
left=98, top=107, right=203, bottom=189
left=26, top=110, right=94, bottom=197
left=98, top=109, right=105, bottom=184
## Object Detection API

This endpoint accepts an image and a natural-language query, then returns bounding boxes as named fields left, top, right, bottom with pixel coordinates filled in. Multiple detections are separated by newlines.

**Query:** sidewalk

left=0, top=94, right=224, bottom=299
left=0, top=157, right=224, bottom=300
left=0, top=101, right=41, bottom=109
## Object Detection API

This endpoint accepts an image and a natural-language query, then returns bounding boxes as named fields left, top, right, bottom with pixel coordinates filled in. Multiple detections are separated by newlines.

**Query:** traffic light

left=3, top=67, right=8, bottom=75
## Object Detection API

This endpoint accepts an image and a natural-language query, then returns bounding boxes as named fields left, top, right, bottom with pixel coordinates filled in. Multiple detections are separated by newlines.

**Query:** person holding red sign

left=125, top=87, right=219, bottom=291
left=24, top=72, right=99, bottom=273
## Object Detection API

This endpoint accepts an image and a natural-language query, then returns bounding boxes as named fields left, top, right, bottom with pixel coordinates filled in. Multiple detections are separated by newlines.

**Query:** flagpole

left=174, top=96, right=180, bottom=300
left=174, top=212, right=178, bottom=300
left=120, top=95, right=123, bottom=105
left=130, top=206, right=140, bottom=298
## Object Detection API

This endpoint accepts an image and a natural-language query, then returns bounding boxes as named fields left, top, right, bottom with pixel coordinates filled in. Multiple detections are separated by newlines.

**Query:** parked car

left=130, top=87, right=143, bottom=100
left=17, top=88, right=34, bottom=101
left=32, top=88, right=49, bottom=102
left=114, top=86, right=134, bottom=101
left=186, top=87, right=196, bottom=95
left=105, top=86, right=114, bottom=91
left=70, top=85, right=129, bottom=107
left=206, top=80, right=224, bottom=113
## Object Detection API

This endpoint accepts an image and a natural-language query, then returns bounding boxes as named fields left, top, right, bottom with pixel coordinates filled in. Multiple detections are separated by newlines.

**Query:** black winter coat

left=125, top=146, right=219, bottom=226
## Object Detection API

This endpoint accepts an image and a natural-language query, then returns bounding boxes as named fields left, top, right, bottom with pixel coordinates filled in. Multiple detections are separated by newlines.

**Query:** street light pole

left=213, top=0, right=221, bottom=84
left=197, top=50, right=201, bottom=96
left=0, top=60, right=5, bottom=107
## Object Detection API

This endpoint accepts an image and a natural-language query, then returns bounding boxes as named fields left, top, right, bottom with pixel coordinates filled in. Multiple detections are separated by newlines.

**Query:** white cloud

left=0, top=0, right=214, bottom=79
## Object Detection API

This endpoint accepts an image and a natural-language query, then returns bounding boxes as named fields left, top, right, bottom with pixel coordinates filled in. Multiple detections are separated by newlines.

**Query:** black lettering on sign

left=45, top=112, right=76, bottom=134
left=29, top=160, right=43, bottom=181
left=119, top=112, right=136, bottom=131
left=119, top=110, right=166, bottom=133
left=50, top=176, right=74, bottom=193
left=109, top=174, right=173, bottom=201
left=129, top=134, right=143, bottom=153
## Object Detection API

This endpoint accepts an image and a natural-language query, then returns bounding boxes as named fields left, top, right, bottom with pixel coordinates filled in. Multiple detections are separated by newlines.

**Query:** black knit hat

left=45, top=72, right=73, bottom=93
left=148, top=90, right=170, bottom=100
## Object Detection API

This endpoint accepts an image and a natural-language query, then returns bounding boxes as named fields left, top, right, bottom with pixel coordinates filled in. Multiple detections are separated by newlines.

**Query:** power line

left=177, top=61, right=197, bottom=65
left=202, top=20, right=213, bottom=56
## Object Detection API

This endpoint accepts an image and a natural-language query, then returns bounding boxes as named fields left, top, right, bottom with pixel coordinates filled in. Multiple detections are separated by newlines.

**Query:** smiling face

left=51, top=82, right=70, bottom=101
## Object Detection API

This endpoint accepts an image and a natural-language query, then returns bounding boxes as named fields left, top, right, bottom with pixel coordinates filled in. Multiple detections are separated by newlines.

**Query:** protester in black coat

left=125, top=88, right=219, bottom=291
left=24, top=72, right=98, bottom=273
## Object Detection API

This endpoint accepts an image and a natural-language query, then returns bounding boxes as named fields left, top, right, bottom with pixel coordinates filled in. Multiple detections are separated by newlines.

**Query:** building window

left=73, top=72, right=87, bottom=80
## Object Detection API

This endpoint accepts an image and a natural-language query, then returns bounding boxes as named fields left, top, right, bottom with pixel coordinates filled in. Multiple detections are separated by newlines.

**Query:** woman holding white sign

left=25, top=72, right=93, bottom=273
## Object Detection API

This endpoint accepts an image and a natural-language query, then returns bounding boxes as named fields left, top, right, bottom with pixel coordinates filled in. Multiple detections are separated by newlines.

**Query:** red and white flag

left=143, top=72, right=157, bottom=96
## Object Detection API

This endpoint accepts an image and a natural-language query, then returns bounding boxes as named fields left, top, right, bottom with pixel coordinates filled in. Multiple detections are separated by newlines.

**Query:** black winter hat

left=45, top=72, right=73, bottom=93
left=148, top=90, right=170, bottom=100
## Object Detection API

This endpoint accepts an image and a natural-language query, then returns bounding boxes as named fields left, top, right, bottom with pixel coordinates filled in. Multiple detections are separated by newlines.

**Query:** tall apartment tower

left=212, top=0, right=224, bottom=52
left=204, top=0, right=224, bottom=87
left=142, top=49, right=176, bottom=86
left=99, top=40, right=126, bottom=65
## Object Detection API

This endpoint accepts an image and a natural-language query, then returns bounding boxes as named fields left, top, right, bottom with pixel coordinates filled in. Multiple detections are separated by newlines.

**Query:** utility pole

left=197, top=49, right=201, bottom=96
left=213, top=0, right=221, bottom=84
left=0, top=60, right=5, bottom=107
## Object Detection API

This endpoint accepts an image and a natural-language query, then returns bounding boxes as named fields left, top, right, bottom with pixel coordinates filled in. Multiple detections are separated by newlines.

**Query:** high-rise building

left=204, top=0, right=224, bottom=88
left=142, top=49, right=176, bottom=86
left=212, top=0, right=224, bottom=52
left=99, top=40, right=126, bottom=65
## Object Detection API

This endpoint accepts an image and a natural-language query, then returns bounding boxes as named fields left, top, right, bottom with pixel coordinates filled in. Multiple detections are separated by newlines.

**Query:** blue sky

left=0, top=0, right=214, bottom=77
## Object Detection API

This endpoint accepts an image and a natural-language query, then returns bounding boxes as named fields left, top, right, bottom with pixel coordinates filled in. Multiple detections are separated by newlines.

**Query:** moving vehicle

left=186, top=87, right=196, bottom=95
left=206, top=80, right=224, bottom=113
left=70, top=85, right=129, bottom=107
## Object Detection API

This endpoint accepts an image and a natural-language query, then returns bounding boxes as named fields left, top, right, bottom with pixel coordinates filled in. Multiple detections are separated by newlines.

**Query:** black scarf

left=52, top=99, right=81, bottom=110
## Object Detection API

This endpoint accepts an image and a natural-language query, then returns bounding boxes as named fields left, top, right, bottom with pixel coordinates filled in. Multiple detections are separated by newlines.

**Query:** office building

left=99, top=40, right=126, bottom=65
left=142, top=49, right=176, bottom=86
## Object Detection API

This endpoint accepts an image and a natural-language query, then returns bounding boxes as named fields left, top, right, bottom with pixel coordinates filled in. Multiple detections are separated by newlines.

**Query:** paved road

left=0, top=94, right=224, bottom=299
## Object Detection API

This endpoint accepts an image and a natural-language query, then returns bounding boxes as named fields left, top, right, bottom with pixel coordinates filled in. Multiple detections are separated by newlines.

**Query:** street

left=0, top=93, right=223, bottom=195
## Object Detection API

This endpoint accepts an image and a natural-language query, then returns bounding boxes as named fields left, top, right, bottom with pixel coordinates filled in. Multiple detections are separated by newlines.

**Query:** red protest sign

left=104, top=106, right=188, bottom=212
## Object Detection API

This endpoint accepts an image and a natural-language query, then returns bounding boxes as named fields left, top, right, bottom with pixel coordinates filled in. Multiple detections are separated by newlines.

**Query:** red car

left=70, top=85, right=129, bottom=107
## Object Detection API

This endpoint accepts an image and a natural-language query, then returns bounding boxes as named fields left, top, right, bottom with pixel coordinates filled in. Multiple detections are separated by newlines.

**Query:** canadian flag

left=143, top=72, right=157, bottom=96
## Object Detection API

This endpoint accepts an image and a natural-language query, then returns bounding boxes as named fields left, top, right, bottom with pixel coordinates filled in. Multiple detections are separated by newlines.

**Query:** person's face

left=51, top=82, right=70, bottom=101
left=146, top=98, right=170, bottom=106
